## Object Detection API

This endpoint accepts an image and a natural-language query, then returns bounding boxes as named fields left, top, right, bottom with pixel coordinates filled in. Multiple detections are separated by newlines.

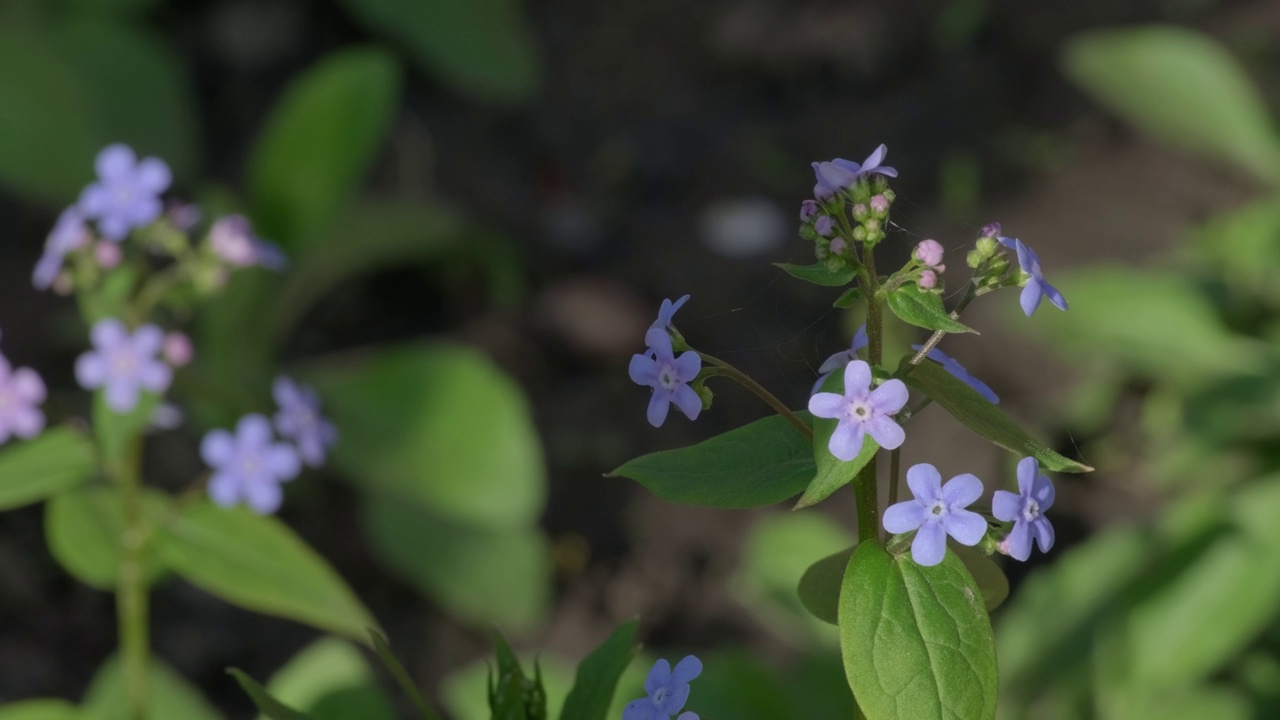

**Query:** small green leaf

left=840, top=543, right=997, bottom=720
left=773, top=262, right=856, bottom=287
left=248, top=47, right=401, bottom=251
left=0, top=427, right=96, bottom=511
left=900, top=357, right=1093, bottom=473
left=156, top=502, right=378, bottom=641
left=798, top=546, right=854, bottom=624
left=949, top=543, right=1010, bottom=612
left=610, top=413, right=815, bottom=508
left=369, top=630, right=443, bottom=720
left=263, top=637, right=396, bottom=720
left=795, top=370, right=877, bottom=509
left=886, top=284, right=976, bottom=334
left=81, top=655, right=223, bottom=720
left=44, top=486, right=170, bottom=589
left=229, top=669, right=312, bottom=720
left=832, top=287, right=862, bottom=309
left=0, top=700, right=78, bottom=720
left=1062, top=26, right=1280, bottom=184
left=559, top=621, right=639, bottom=720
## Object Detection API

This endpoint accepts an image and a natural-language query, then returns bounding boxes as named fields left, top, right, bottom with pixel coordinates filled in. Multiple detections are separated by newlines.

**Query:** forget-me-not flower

left=910, top=345, right=998, bottom=404
left=993, top=457, right=1056, bottom=561
left=33, top=208, right=90, bottom=290
left=273, top=376, right=338, bottom=468
left=0, top=338, right=46, bottom=445
left=812, top=324, right=868, bottom=395
left=75, top=319, right=172, bottom=412
left=623, top=656, right=702, bottom=720
left=201, top=414, right=302, bottom=515
left=811, top=145, right=899, bottom=199
left=208, top=215, right=288, bottom=270
left=998, top=236, right=1067, bottom=317
left=650, top=294, right=690, bottom=335
left=629, top=329, right=701, bottom=427
left=78, top=144, right=171, bottom=241
left=808, top=359, right=907, bottom=461
left=883, top=463, right=987, bottom=566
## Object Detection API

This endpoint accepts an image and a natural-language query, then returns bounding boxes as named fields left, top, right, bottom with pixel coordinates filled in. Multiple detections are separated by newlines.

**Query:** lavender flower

left=883, top=463, right=987, bottom=566
left=208, top=215, right=288, bottom=270
left=812, top=324, right=868, bottom=394
left=201, top=414, right=302, bottom=514
left=808, top=359, right=908, bottom=460
left=810, top=145, right=899, bottom=200
left=0, top=348, right=46, bottom=445
left=78, top=144, right=171, bottom=241
left=799, top=199, right=819, bottom=221
left=273, top=376, right=337, bottom=468
left=910, top=345, right=999, bottom=404
left=623, top=656, right=702, bottom=720
left=998, top=236, right=1068, bottom=316
left=74, top=319, right=172, bottom=412
left=629, top=330, right=701, bottom=427
left=992, top=457, right=1056, bottom=561
left=815, top=215, right=835, bottom=237
left=33, top=208, right=90, bottom=290
left=651, top=294, right=690, bottom=334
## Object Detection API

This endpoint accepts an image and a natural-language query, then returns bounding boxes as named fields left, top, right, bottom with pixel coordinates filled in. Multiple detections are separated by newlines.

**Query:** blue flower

left=651, top=294, right=690, bottom=334
left=812, top=324, right=868, bottom=395
left=33, top=208, right=90, bottom=290
left=273, top=376, right=338, bottom=468
left=629, top=329, right=701, bottom=427
left=209, top=215, right=288, bottom=270
left=808, top=359, right=908, bottom=461
left=998, top=236, right=1067, bottom=316
left=810, top=145, right=899, bottom=199
left=883, top=464, right=987, bottom=566
left=623, top=656, right=702, bottom=720
left=201, top=414, right=302, bottom=515
left=910, top=345, right=998, bottom=404
left=992, top=457, right=1055, bottom=561
left=74, top=319, right=172, bottom=413
left=78, top=144, right=171, bottom=241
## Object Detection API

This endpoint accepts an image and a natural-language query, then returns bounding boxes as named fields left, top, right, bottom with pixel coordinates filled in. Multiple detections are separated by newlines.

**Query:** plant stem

left=884, top=447, right=902, bottom=542
left=116, top=436, right=150, bottom=720
left=697, top=352, right=813, bottom=439
left=903, top=284, right=978, bottom=372
left=857, top=248, right=883, bottom=545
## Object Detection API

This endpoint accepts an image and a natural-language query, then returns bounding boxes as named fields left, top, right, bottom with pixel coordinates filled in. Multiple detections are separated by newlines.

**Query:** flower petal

left=863, top=414, right=904, bottom=450
left=136, top=361, right=172, bottom=393
left=245, top=480, right=283, bottom=515
left=623, top=699, right=657, bottom=720
left=1032, top=516, right=1055, bottom=553
left=200, top=429, right=236, bottom=467
left=842, top=360, right=872, bottom=397
left=672, top=350, right=701, bottom=382
left=662, top=683, right=691, bottom=714
left=911, top=521, right=946, bottom=566
left=628, top=354, right=660, bottom=386
left=1005, top=521, right=1032, bottom=562
left=672, top=384, right=702, bottom=422
left=906, top=463, right=942, bottom=503
left=1032, top=473, right=1056, bottom=511
left=862, top=144, right=887, bottom=169
left=817, top=350, right=851, bottom=376
left=942, top=508, right=987, bottom=547
left=236, top=414, right=273, bottom=447
left=11, top=368, right=46, bottom=403
left=1040, top=279, right=1069, bottom=311
left=269, top=445, right=302, bottom=481
left=95, top=144, right=136, bottom=181
left=827, top=420, right=865, bottom=461
left=1020, top=280, right=1043, bottom=317
left=883, top=500, right=927, bottom=534
left=9, top=407, right=44, bottom=438
left=646, top=391, right=671, bottom=428
left=807, top=392, right=846, bottom=419
left=671, top=655, right=703, bottom=683
left=851, top=324, right=869, bottom=352
left=991, top=489, right=1021, bottom=523
left=207, top=472, right=241, bottom=507
left=132, top=324, right=165, bottom=355
left=868, top=379, right=908, bottom=414
left=940, top=473, right=983, bottom=508
left=135, top=158, right=172, bottom=193
left=1013, top=239, right=1040, bottom=276
left=644, top=660, right=672, bottom=695
left=105, top=379, right=139, bottom=412
left=91, top=318, right=128, bottom=349
left=645, top=328, right=674, bottom=360
left=1016, top=457, right=1038, bottom=496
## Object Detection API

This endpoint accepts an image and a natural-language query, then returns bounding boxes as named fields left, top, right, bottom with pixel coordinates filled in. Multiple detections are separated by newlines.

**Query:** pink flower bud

left=917, top=270, right=938, bottom=289
left=914, top=239, right=944, bottom=267
left=996, top=536, right=1011, bottom=556
left=94, top=241, right=122, bottom=269
left=829, top=237, right=847, bottom=255
left=163, top=332, right=193, bottom=367
left=870, top=194, right=889, bottom=213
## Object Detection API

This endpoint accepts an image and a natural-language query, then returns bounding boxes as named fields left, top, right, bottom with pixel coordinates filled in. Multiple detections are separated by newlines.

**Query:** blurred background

left=2, top=0, right=1280, bottom=718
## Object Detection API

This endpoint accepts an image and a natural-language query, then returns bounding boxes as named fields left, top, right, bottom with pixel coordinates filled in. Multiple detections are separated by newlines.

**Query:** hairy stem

left=903, top=284, right=978, bottom=371
left=697, top=352, right=813, bottom=439
left=858, top=248, right=883, bottom=545
left=116, top=436, right=150, bottom=720
left=885, top=447, right=902, bottom=542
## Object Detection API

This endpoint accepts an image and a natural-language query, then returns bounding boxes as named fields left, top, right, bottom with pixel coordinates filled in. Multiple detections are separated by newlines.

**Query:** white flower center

left=110, top=348, right=138, bottom=376
left=848, top=399, right=872, bottom=421
left=929, top=500, right=946, bottom=517
left=658, top=366, right=679, bottom=391
left=652, top=688, right=669, bottom=706
left=1022, top=500, right=1040, bottom=522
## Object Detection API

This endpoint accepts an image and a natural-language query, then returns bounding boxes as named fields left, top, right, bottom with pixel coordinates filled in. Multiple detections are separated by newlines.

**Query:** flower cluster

left=624, top=656, right=702, bottom=720
left=0, top=331, right=46, bottom=446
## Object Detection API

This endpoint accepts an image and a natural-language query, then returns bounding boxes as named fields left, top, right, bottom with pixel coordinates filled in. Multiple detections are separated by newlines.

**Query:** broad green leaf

left=559, top=621, right=639, bottom=720
left=0, top=700, right=77, bottom=720
left=773, top=262, right=856, bottom=287
left=49, top=21, right=199, bottom=180
left=248, top=47, right=400, bottom=251
left=734, top=513, right=850, bottom=641
left=309, top=343, right=545, bottom=527
left=335, top=0, right=540, bottom=103
left=1062, top=26, right=1280, bottom=184
left=610, top=413, right=814, bottom=508
left=1195, top=199, right=1280, bottom=301
left=885, top=284, right=976, bottom=334
left=156, top=502, right=378, bottom=641
left=832, top=287, right=862, bottom=309
left=44, top=486, right=170, bottom=589
left=81, top=655, right=223, bottom=720
left=0, top=30, right=96, bottom=202
left=229, top=669, right=311, bottom=720
left=0, top=427, right=96, bottom=510
left=93, top=389, right=161, bottom=474
left=362, top=494, right=549, bottom=631
left=900, top=357, right=1093, bottom=473
left=368, top=631, right=443, bottom=720
left=263, top=637, right=395, bottom=720
left=796, top=370, right=877, bottom=509
left=840, top=543, right=997, bottom=720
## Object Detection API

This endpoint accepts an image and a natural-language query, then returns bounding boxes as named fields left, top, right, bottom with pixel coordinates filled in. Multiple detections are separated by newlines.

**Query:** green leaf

left=156, top=502, right=378, bottom=641
left=1062, top=26, right=1280, bottom=184
left=773, top=262, right=856, bottom=287
left=885, top=284, right=976, bottom=334
left=840, top=543, right=997, bottom=720
left=369, top=630, right=443, bottom=720
left=734, top=513, right=851, bottom=641
left=229, top=669, right=312, bottom=720
left=335, top=0, right=539, bottom=103
left=48, top=21, right=199, bottom=180
left=262, top=637, right=396, bottom=720
left=795, top=370, right=878, bottom=509
left=308, top=343, right=546, bottom=528
left=559, top=621, right=639, bottom=720
left=441, top=654, right=578, bottom=720
left=0, top=30, right=96, bottom=202
left=44, top=486, right=169, bottom=589
left=0, top=700, right=78, bottom=720
left=81, top=655, right=223, bottom=720
left=248, top=47, right=401, bottom=251
left=832, top=287, right=862, bottom=309
left=609, top=413, right=814, bottom=508
left=949, top=543, right=1010, bottom=612
left=900, top=357, right=1093, bottom=473
left=361, top=493, right=550, bottom=631
left=0, top=427, right=96, bottom=511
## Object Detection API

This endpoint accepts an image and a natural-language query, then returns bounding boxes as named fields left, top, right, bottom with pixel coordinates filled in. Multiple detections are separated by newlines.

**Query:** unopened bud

left=966, top=250, right=983, bottom=269
left=917, top=270, right=938, bottom=289
left=163, top=332, right=193, bottom=367
left=829, top=237, right=848, bottom=255
left=94, top=241, right=122, bottom=269
left=799, top=199, right=820, bottom=222
left=979, top=221, right=1001, bottom=239
left=851, top=203, right=870, bottom=222
left=976, top=236, right=998, bottom=258
left=914, top=239, right=944, bottom=267
left=815, top=215, right=835, bottom=237
left=870, top=194, right=890, bottom=214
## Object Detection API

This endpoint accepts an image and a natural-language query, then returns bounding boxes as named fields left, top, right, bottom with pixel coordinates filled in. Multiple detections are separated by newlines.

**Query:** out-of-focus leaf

left=156, top=502, right=378, bottom=641
left=0, top=700, right=78, bottom=720
left=734, top=513, right=850, bottom=641
left=0, top=427, right=96, bottom=510
left=839, top=543, right=997, bottom=720
left=49, top=21, right=199, bottom=180
left=248, top=47, right=400, bottom=251
left=690, top=651, right=794, bottom=720
left=44, top=486, right=169, bottom=589
left=559, top=621, right=639, bottom=720
left=900, top=357, right=1093, bottom=473
left=797, top=371, right=877, bottom=509
left=886, top=284, right=976, bottom=334
left=610, top=414, right=814, bottom=509
left=335, top=0, right=539, bottom=103
left=1062, top=26, right=1280, bottom=184
left=229, top=670, right=311, bottom=720
left=442, top=654, right=577, bottom=720
left=1195, top=199, right=1280, bottom=300
left=774, top=262, right=856, bottom=287
left=81, top=655, right=223, bottom=720
left=309, top=343, right=545, bottom=527
left=362, top=493, right=549, bottom=632
left=262, top=637, right=395, bottom=720
left=832, top=287, right=862, bottom=309
left=0, top=30, right=95, bottom=202
left=368, top=631, right=443, bottom=720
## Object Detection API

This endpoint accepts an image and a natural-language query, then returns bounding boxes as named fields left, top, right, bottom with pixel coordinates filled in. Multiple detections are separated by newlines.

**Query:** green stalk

left=116, top=435, right=150, bottom=720
left=697, top=352, right=813, bottom=440
left=857, top=247, right=882, bottom=545
left=903, top=283, right=978, bottom=372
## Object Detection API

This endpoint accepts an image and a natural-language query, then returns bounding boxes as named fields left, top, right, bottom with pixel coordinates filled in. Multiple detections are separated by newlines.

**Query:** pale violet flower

left=0, top=343, right=46, bottom=445
left=629, top=329, right=701, bottom=427
left=883, top=463, right=987, bottom=566
left=33, top=208, right=90, bottom=290
left=273, top=376, right=337, bottom=468
left=78, top=144, right=171, bottom=241
left=812, top=324, right=868, bottom=395
left=75, top=319, right=172, bottom=412
left=998, top=236, right=1068, bottom=317
left=810, top=144, right=899, bottom=199
left=201, top=414, right=302, bottom=515
left=623, top=656, right=702, bottom=720
left=808, top=359, right=907, bottom=460
left=910, top=345, right=999, bottom=404
left=651, top=294, right=690, bottom=334
left=208, top=215, right=288, bottom=270
left=993, top=457, right=1056, bottom=561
